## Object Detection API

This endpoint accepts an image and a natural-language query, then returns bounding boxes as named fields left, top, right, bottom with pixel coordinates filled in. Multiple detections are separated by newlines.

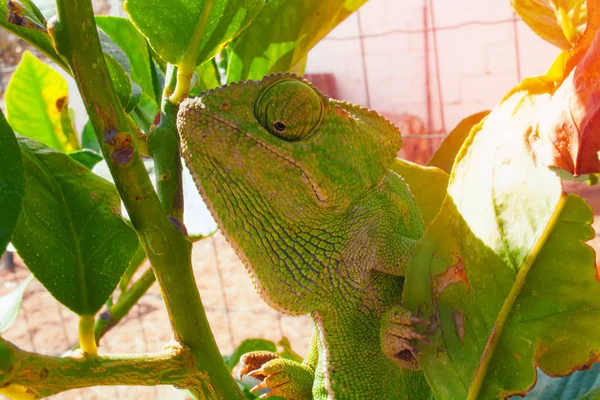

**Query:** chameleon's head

left=177, top=74, right=402, bottom=313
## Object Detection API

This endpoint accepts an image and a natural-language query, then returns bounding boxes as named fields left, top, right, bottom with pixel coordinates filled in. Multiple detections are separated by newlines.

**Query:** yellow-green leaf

left=124, top=0, right=264, bottom=67
left=512, top=0, right=587, bottom=49
left=428, top=111, right=489, bottom=174
left=5, top=52, right=79, bottom=153
left=226, top=0, right=368, bottom=82
left=391, top=159, right=448, bottom=228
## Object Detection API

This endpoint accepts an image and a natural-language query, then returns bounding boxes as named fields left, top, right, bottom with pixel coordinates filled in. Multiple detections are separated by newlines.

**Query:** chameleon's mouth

left=180, top=98, right=328, bottom=205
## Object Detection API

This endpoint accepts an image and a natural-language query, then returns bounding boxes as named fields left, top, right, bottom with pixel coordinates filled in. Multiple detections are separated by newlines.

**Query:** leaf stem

left=149, top=65, right=184, bottom=221
left=78, top=315, right=98, bottom=356
left=170, top=0, right=215, bottom=103
left=94, top=267, right=156, bottom=344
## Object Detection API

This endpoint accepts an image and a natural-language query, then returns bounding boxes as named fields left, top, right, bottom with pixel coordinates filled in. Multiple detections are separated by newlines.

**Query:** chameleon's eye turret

left=254, top=79, right=324, bottom=142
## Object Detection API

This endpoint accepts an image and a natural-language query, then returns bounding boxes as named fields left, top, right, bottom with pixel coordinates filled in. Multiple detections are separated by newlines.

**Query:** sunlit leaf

left=12, top=136, right=140, bottom=315
left=5, top=52, right=79, bottom=153
left=404, top=74, right=600, bottom=398
left=0, top=275, right=34, bottom=333
left=226, top=0, right=368, bottom=82
left=427, top=111, right=489, bottom=174
left=391, top=159, right=448, bottom=228
left=512, top=0, right=587, bottom=49
left=124, top=0, right=264, bottom=66
left=0, top=110, right=25, bottom=256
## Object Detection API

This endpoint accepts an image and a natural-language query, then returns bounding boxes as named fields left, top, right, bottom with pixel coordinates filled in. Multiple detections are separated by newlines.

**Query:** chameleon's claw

left=409, top=316, right=431, bottom=326
left=397, top=328, right=431, bottom=343
left=238, top=351, right=279, bottom=380
left=381, top=306, right=431, bottom=370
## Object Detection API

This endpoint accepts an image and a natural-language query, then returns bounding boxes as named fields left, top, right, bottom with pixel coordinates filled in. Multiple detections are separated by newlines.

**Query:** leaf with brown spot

left=0, top=0, right=66, bottom=69
left=403, top=10, right=600, bottom=394
left=432, top=254, right=470, bottom=296
left=4, top=52, right=79, bottom=153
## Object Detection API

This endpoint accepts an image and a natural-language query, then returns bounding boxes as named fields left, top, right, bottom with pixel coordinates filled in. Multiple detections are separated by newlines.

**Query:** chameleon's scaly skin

left=177, top=74, right=430, bottom=399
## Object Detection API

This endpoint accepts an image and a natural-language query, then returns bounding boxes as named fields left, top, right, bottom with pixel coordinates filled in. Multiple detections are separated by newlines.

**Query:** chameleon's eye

left=254, top=79, right=323, bottom=142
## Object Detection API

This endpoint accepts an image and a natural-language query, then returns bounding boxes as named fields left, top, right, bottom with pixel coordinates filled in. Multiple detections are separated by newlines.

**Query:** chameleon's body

left=177, top=74, right=430, bottom=399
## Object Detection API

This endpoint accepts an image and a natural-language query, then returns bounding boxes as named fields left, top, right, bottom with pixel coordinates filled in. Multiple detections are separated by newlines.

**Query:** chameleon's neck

left=311, top=294, right=429, bottom=400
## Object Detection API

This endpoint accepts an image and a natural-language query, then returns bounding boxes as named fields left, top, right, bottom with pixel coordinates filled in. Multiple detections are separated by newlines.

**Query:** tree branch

left=47, top=1, right=242, bottom=398
left=94, top=267, right=156, bottom=343
left=0, top=339, right=205, bottom=399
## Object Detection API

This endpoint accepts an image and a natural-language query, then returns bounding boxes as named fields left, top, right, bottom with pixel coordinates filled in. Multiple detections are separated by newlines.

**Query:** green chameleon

left=177, top=73, right=431, bottom=400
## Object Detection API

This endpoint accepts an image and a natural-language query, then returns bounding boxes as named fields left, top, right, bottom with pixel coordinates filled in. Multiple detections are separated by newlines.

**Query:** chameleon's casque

left=177, top=74, right=430, bottom=399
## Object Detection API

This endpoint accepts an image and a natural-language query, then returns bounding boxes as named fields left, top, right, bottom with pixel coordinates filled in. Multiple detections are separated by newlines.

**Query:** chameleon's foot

left=239, top=351, right=313, bottom=400
left=381, top=306, right=430, bottom=370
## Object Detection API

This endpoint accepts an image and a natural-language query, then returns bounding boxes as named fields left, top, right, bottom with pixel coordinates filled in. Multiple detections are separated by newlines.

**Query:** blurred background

left=0, top=0, right=596, bottom=399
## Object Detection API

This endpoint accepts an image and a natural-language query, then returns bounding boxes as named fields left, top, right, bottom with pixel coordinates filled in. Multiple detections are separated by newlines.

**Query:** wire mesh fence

left=0, top=0, right=582, bottom=398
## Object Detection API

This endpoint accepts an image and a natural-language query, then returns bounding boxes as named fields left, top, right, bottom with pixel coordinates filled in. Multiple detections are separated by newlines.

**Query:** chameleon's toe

left=238, top=351, right=280, bottom=380
left=239, top=352, right=313, bottom=400
left=381, top=306, right=430, bottom=370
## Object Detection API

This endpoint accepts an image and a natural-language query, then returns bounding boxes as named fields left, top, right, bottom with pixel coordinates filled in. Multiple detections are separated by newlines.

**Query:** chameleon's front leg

left=239, top=331, right=318, bottom=399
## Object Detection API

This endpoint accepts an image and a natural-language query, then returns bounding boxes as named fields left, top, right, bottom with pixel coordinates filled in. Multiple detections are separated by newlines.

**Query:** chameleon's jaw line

left=193, top=103, right=328, bottom=205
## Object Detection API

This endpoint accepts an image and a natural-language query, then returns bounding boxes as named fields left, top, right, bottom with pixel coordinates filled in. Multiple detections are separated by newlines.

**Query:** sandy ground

left=1, top=181, right=599, bottom=399
left=0, top=233, right=313, bottom=400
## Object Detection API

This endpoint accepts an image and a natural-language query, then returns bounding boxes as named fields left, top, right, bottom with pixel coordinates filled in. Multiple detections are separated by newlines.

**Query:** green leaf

left=124, top=0, right=264, bottom=66
left=0, top=275, right=34, bottom=333
left=517, top=364, right=600, bottom=399
left=550, top=166, right=599, bottom=185
left=0, top=0, right=67, bottom=70
left=96, top=16, right=155, bottom=99
left=391, top=159, right=448, bottom=228
left=97, top=30, right=142, bottom=112
left=580, top=385, right=600, bottom=400
left=512, top=0, right=587, bottom=49
left=427, top=111, right=489, bottom=174
left=190, top=59, right=221, bottom=96
left=5, top=51, right=80, bottom=153
left=226, top=0, right=368, bottom=82
left=105, top=54, right=140, bottom=112
left=81, top=119, right=101, bottom=154
left=224, top=338, right=277, bottom=371
left=0, top=110, right=25, bottom=256
left=404, top=86, right=600, bottom=399
left=12, top=136, right=140, bottom=315
left=69, top=149, right=103, bottom=170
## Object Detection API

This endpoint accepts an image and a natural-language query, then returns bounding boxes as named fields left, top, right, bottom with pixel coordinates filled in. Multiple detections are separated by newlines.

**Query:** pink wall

left=305, top=0, right=560, bottom=136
